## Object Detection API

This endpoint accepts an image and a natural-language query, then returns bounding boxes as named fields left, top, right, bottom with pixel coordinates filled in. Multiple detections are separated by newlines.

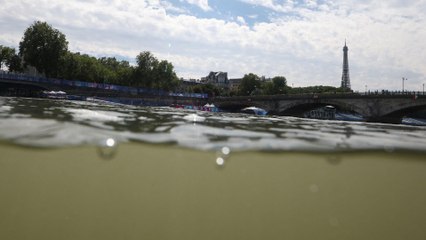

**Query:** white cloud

left=0, top=0, right=425, bottom=92
left=236, top=16, right=246, bottom=25
left=237, top=0, right=426, bottom=91
left=184, top=0, right=212, bottom=11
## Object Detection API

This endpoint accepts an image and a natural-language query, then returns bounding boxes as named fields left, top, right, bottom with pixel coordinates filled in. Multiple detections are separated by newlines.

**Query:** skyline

left=1, top=0, right=425, bottom=92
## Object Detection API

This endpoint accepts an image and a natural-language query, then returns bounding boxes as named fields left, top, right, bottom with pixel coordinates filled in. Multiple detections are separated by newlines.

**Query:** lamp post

left=402, top=77, right=407, bottom=93
left=423, top=83, right=425, bottom=95
left=365, top=85, right=367, bottom=95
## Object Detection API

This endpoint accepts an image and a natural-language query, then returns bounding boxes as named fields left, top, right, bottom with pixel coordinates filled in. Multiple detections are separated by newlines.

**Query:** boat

left=41, top=90, right=67, bottom=99
left=241, top=106, right=268, bottom=116
left=170, top=103, right=220, bottom=112
left=304, top=105, right=336, bottom=120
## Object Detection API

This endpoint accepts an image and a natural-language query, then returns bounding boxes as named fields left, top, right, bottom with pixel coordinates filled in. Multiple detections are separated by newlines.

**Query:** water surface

left=0, top=96, right=425, bottom=152
left=1, top=96, right=426, bottom=240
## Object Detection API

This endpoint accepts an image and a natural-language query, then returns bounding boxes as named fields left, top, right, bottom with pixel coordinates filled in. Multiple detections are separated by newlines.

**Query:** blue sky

left=1, top=0, right=426, bottom=92
left=166, top=0, right=273, bottom=25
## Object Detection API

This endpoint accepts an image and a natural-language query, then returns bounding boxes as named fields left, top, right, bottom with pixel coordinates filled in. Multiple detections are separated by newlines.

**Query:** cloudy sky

left=1, top=0, right=425, bottom=92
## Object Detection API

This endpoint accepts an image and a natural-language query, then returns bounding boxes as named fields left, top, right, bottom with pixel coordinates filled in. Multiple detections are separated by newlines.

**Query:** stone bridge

left=213, top=94, right=426, bottom=123
left=2, top=72, right=426, bottom=123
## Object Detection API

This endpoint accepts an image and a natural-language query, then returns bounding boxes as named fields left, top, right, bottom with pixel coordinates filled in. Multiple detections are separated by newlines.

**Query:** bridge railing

left=0, top=71, right=208, bottom=99
left=356, top=90, right=425, bottom=96
left=215, top=90, right=425, bottom=101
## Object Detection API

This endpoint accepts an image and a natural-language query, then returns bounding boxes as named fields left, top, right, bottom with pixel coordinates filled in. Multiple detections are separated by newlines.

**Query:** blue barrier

left=0, top=71, right=209, bottom=99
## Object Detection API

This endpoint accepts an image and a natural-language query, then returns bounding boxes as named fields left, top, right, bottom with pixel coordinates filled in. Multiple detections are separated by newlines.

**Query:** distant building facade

left=260, top=76, right=272, bottom=83
left=202, top=71, right=229, bottom=88
left=229, top=78, right=242, bottom=91
left=176, top=78, right=202, bottom=92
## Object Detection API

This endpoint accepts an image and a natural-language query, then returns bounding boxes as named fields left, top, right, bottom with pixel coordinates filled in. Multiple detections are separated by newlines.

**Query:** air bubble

left=221, top=146, right=230, bottom=155
left=97, top=137, right=118, bottom=160
left=215, top=146, right=232, bottom=168
left=106, top=138, right=115, bottom=147
left=216, top=157, right=225, bottom=166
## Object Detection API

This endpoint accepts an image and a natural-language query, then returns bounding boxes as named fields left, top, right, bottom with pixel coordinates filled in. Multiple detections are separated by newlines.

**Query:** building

left=202, top=71, right=229, bottom=88
left=341, top=40, right=351, bottom=90
left=260, top=76, right=272, bottom=82
left=229, top=78, right=242, bottom=91
left=176, top=78, right=202, bottom=92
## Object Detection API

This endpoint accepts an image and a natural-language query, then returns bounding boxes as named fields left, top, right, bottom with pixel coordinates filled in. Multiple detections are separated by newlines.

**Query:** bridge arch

left=380, top=103, right=426, bottom=120
left=213, top=94, right=426, bottom=123
left=213, top=98, right=272, bottom=113
left=0, top=81, right=49, bottom=96
left=274, top=98, right=364, bottom=116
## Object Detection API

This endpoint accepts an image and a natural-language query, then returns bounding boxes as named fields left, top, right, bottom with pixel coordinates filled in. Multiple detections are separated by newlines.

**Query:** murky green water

left=1, top=96, right=426, bottom=240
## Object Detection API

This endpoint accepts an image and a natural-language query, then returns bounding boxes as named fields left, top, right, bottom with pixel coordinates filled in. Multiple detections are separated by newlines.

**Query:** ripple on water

left=0, top=117, right=128, bottom=147
left=1, top=97, right=426, bottom=152
left=183, top=114, right=206, bottom=123
left=66, top=108, right=132, bottom=122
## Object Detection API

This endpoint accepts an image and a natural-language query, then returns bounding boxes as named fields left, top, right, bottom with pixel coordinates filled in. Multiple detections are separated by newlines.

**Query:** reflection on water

left=0, top=96, right=425, bottom=152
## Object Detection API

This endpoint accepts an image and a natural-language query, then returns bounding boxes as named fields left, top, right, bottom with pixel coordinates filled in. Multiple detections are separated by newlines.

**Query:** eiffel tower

left=341, top=40, right=351, bottom=90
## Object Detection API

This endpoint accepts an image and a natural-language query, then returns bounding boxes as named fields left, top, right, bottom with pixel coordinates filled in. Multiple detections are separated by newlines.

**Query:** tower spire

left=341, top=40, right=351, bottom=91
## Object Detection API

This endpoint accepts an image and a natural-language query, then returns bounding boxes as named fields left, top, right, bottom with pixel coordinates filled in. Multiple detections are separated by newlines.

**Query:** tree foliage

left=58, top=53, right=134, bottom=85
left=19, top=21, right=68, bottom=77
left=132, top=51, right=179, bottom=90
left=0, top=45, right=22, bottom=72
left=238, top=73, right=261, bottom=96
left=191, top=83, right=220, bottom=97
left=134, top=51, right=158, bottom=87
left=152, top=60, right=179, bottom=91
left=287, top=85, right=344, bottom=94
left=14, top=21, right=180, bottom=91
left=0, top=45, right=13, bottom=70
left=54, top=50, right=179, bottom=91
left=262, top=76, right=287, bottom=95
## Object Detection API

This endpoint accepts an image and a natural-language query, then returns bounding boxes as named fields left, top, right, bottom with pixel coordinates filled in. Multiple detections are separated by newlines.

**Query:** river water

left=1, top=96, right=426, bottom=240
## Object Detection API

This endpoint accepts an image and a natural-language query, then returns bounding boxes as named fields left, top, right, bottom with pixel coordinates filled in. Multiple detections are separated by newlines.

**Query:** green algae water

left=1, top=96, right=426, bottom=240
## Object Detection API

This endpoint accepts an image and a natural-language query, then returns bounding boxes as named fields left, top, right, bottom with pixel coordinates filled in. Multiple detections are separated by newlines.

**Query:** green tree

left=61, top=52, right=105, bottom=82
left=58, top=53, right=134, bottom=85
left=263, top=76, right=287, bottom=95
left=153, top=60, right=178, bottom=91
left=96, top=57, right=121, bottom=84
left=0, top=45, right=22, bottom=72
left=191, top=83, right=220, bottom=97
left=58, top=51, right=80, bottom=80
left=19, top=21, right=68, bottom=77
left=287, top=85, right=343, bottom=94
left=0, top=45, right=13, bottom=70
left=134, top=51, right=158, bottom=88
left=8, top=54, right=23, bottom=72
left=76, top=54, right=106, bottom=83
left=238, top=73, right=261, bottom=96
left=272, top=76, right=287, bottom=92
left=98, top=57, right=133, bottom=84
